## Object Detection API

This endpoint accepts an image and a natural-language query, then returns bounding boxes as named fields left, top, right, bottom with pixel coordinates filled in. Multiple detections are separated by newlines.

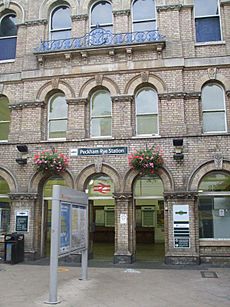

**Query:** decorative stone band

left=113, top=10, right=131, bottom=17
left=113, top=193, right=133, bottom=201
left=9, top=101, right=45, bottom=110
left=8, top=193, right=38, bottom=201
left=111, top=95, right=133, bottom=103
left=157, top=4, right=183, bottom=12
left=22, top=19, right=48, bottom=26
left=158, top=92, right=201, bottom=100
left=66, top=98, right=88, bottom=105
left=72, top=14, right=88, bottom=21
left=164, top=191, right=198, bottom=201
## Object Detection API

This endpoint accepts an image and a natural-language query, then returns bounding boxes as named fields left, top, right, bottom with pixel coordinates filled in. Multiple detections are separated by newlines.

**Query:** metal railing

left=35, top=27, right=166, bottom=53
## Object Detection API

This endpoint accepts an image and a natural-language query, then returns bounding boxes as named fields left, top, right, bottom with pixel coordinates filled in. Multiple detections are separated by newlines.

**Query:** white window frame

left=135, top=87, right=159, bottom=136
left=131, top=0, right=157, bottom=32
left=47, top=93, right=68, bottom=141
left=0, top=13, right=17, bottom=62
left=49, top=5, right=71, bottom=40
left=201, top=83, right=227, bottom=134
left=194, top=0, right=222, bottom=43
left=90, top=89, right=112, bottom=138
left=90, top=0, right=113, bottom=32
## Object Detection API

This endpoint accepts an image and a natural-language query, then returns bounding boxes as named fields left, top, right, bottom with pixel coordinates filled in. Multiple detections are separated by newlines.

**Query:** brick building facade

left=0, top=0, right=230, bottom=264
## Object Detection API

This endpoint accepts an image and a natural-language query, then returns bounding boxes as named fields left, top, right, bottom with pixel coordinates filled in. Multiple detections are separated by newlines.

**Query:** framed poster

left=15, top=210, right=29, bottom=232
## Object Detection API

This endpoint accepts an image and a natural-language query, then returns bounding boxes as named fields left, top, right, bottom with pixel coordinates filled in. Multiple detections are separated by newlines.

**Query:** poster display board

left=173, top=204, right=190, bottom=248
left=48, top=185, right=88, bottom=304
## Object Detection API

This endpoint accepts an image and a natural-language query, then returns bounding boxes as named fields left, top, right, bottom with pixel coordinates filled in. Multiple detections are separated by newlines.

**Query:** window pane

left=0, top=96, right=10, bottom=121
left=0, top=37, right=16, bottom=60
left=203, top=112, right=226, bottom=132
left=199, top=197, right=230, bottom=239
left=133, top=0, right=155, bottom=21
left=133, top=21, right=156, bottom=32
left=136, top=88, right=158, bottom=114
left=0, top=14, right=17, bottom=37
left=91, top=118, right=111, bottom=137
left=0, top=176, right=10, bottom=194
left=202, top=84, right=224, bottom=110
left=0, top=122, right=10, bottom=140
left=195, top=0, right=219, bottom=17
left=199, top=172, right=230, bottom=192
left=51, top=30, right=71, bottom=40
left=134, top=175, right=163, bottom=197
left=91, top=91, right=111, bottom=116
left=195, top=17, right=221, bottom=42
left=49, top=119, right=67, bottom=138
left=49, top=94, right=67, bottom=119
left=91, top=2, right=112, bottom=26
left=51, top=6, right=71, bottom=30
left=137, top=115, right=158, bottom=135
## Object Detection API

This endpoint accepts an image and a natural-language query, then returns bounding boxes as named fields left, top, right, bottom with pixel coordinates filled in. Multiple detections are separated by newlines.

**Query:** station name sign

left=70, top=146, right=128, bottom=157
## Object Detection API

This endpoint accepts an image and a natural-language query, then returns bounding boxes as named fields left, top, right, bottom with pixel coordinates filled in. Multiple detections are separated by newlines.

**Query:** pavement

left=0, top=260, right=230, bottom=307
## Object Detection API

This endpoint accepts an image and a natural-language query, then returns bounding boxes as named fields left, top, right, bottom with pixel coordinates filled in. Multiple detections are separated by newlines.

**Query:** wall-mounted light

left=173, top=139, right=184, bottom=160
left=16, top=144, right=28, bottom=165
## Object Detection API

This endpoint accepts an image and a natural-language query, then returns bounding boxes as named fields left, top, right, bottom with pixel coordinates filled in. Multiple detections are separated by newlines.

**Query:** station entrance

left=87, top=174, right=115, bottom=261
left=134, top=175, right=165, bottom=262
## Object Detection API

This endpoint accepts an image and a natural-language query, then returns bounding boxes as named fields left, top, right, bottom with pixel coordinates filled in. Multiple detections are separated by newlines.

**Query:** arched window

left=132, top=0, right=156, bottom=32
left=135, top=87, right=158, bottom=135
left=48, top=93, right=68, bottom=139
left=194, top=0, right=221, bottom=42
left=90, top=89, right=112, bottom=138
left=0, top=96, right=10, bottom=141
left=50, top=5, right=71, bottom=40
left=198, top=171, right=230, bottom=239
left=201, top=83, right=227, bottom=133
left=90, top=1, right=113, bottom=32
left=0, top=176, right=10, bottom=234
left=0, top=13, right=17, bottom=61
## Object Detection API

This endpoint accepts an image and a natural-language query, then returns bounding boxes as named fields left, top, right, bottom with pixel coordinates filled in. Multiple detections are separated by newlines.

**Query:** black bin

left=4, top=233, right=24, bottom=264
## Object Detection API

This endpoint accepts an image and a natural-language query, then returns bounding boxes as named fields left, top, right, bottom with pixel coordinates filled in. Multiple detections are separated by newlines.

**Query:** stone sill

left=199, top=239, right=230, bottom=247
left=195, top=41, right=225, bottom=47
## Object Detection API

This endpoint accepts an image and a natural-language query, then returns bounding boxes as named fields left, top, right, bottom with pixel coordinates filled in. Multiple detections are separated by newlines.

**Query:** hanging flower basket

left=128, top=145, right=164, bottom=176
left=33, top=148, right=69, bottom=174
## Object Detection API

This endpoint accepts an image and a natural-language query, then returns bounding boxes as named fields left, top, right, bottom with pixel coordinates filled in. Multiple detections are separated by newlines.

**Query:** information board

left=15, top=210, right=29, bottom=232
left=173, top=204, right=190, bottom=248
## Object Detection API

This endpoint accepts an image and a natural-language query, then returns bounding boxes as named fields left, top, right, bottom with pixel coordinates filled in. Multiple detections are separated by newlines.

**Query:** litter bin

left=4, top=233, right=24, bottom=264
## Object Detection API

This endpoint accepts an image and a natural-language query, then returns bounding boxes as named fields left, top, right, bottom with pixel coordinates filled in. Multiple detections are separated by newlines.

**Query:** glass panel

left=195, top=17, right=221, bottom=42
left=133, top=21, right=156, bottom=32
left=0, top=176, right=10, bottom=194
left=49, top=94, right=67, bottom=119
left=199, top=197, right=230, bottom=239
left=136, top=88, right=158, bottom=114
left=203, top=112, right=226, bottom=132
left=0, top=96, right=10, bottom=121
left=199, top=172, right=230, bottom=192
left=51, top=6, right=71, bottom=30
left=137, top=115, right=158, bottom=135
left=202, top=84, right=224, bottom=110
left=91, top=2, right=112, bottom=26
left=194, top=0, right=218, bottom=17
left=51, top=30, right=71, bottom=40
left=134, top=175, right=163, bottom=197
left=43, top=176, right=66, bottom=197
left=0, top=14, right=17, bottom=37
left=0, top=207, right=10, bottom=233
left=87, top=175, right=114, bottom=197
left=0, top=122, right=10, bottom=140
left=91, top=117, right=111, bottom=137
left=49, top=119, right=67, bottom=138
left=91, top=91, right=111, bottom=116
left=0, top=37, right=16, bottom=60
left=133, top=0, right=155, bottom=21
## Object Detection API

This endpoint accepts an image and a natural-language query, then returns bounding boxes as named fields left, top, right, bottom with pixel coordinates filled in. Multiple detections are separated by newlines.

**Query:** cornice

left=72, top=14, right=88, bottom=21
left=164, top=191, right=198, bottom=200
left=158, top=92, right=201, bottom=100
left=66, top=98, right=88, bottom=105
left=9, top=193, right=38, bottom=201
left=23, top=19, right=48, bottom=26
left=9, top=101, right=45, bottom=110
